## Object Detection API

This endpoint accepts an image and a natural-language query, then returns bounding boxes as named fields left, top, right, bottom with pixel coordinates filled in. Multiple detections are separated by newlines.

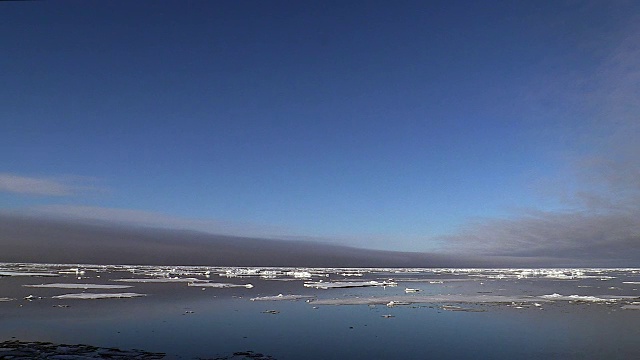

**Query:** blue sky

left=2, top=1, right=639, bottom=255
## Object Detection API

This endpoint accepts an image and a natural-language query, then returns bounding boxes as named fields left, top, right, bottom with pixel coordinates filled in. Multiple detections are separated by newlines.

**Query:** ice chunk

left=187, top=282, right=253, bottom=288
left=0, top=297, right=14, bottom=302
left=52, top=293, right=146, bottom=299
left=312, top=294, right=541, bottom=305
left=404, top=288, right=421, bottom=293
left=24, top=283, right=132, bottom=289
left=250, top=294, right=315, bottom=301
left=304, top=280, right=397, bottom=289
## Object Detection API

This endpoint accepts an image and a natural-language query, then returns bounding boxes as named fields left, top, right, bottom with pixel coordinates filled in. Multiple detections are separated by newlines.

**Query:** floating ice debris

left=52, top=292, right=146, bottom=299
left=187, top=282, right=253, bottom=288
left=250, top=294, right=315, bottom=301
left=261, top=310, right=280, bottom=314
left=404, top=288, right=421, bottom=293
left=386, top=301, right=410, bottom=307
left=381, top=314, right=394, bottom=318
left=24, top=283, right=132, bottom=289
left=441, top=305, right=485, bottom=312
left=304, top=280, right=397, bottom=289
left=115, top=277, right=208, bottom=283
left=623, top=281, right=640, bottom=284
left=622, top=304, right=640, bottom=310
left=286, top=271, right=312, bottom=278
left=0, top=297, right=14, bottom=302
left=0, top=271, right=59, bottom=277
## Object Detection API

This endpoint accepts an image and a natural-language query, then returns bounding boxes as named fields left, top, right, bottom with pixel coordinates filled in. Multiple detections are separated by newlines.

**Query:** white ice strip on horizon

left=539, top=293, right=639, bottom=302
left=250, top=294, right=316, bottom=301
left=24, top=283, right=132, bottom=289
left=304, top=280, right=397, bottom=289
left=623, top=281, right=640, bottom=284
left=114, top=277, right=209, bottom=283
left=52, top=293, right=146, bottom=300
left=187, top=282, right=253, bottom=288
left=0, top=271, right=59, bottom=277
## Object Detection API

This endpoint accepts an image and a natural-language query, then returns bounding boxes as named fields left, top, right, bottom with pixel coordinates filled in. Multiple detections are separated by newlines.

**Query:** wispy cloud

left=0, top=173, right=75, bottom=196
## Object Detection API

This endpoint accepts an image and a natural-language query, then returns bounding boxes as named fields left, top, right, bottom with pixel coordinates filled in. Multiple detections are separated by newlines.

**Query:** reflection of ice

left=24, top=283, right=132, bottom=289
left=250, top=294, right=315, bottom=301
left=52, top=293, right=146, bottom=299
left=304, top=280, right=397, bottom=289
left=187, top=282, right=253, bottom=288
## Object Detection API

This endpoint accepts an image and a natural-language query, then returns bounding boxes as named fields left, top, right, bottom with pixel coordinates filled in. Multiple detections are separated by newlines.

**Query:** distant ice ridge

left=187, top=282, right=253, bottom=288
left=304, top=280, right=397, bottom=289
left=52, top=293, right=146, bottom=300
left=24, top=283, right=132, bottom=289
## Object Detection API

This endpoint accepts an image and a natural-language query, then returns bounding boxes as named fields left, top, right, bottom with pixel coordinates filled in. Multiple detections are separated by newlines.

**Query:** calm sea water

left=1, top=264, right=640, bottom=359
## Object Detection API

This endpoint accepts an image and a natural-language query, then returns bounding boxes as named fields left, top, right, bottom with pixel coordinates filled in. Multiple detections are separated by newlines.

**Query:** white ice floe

left=0, top=297, right=14, bottom=302
left=404, top=288, right=421, bottom=293
left=0, top=271, right=59, bottom=277
left=250, top=294, right=315, bottom=301
left=52, top=293, right=146, bottom=300
left=304, top=280, right=397, bottom=289
left=187, top=282, right=253, bottom=288
left=114, top=277, right=208, bottom=283
left=623, top=281, right=640, bottom=284
left=539, top=293, right=637, bottom=302
left=24, top=283, right=132, bottom=289
left=621, top=304, right=640, bottom=310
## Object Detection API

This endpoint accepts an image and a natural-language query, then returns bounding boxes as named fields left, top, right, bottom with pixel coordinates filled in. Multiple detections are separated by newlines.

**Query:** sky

left=1, top=1, right=639, bottom=264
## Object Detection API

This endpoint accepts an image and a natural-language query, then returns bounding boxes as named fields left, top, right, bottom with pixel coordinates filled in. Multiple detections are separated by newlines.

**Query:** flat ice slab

left=304, top=280, right=397, bottom=289
left=52, top=293, right=146, bottom=300
left=0, top=271, right=59, bottom=277
left=24, top=283, right=132, bottom=289
left=250, top=294, right=315, bottom=301
left=312, top=295, right=542, bottom=305
left=188, top=282, right=253, bottom=288
left=540, top=293, right=638, bottom=302
left=0, top=297, right=14, bottom=302
left=115, top=277, right=208, bottom=283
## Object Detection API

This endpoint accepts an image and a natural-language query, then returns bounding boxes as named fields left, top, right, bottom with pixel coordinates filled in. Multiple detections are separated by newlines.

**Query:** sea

left=1, top=263, right=640, bottom=359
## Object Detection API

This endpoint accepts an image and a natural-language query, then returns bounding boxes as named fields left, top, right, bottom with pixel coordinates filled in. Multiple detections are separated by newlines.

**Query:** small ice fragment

left=404, top=288, right=420, bottom=293
left=115, top=277, right=207, bottom=283
left=187, top=282, right=252, bottom=288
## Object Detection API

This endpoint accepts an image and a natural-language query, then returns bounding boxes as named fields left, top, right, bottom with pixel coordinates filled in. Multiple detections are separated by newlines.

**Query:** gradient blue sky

left=2, top=1, right=639, bottom=253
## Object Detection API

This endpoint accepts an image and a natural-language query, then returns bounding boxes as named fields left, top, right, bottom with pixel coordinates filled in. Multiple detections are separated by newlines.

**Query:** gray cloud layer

left=440, top=21, right=640, bottom=266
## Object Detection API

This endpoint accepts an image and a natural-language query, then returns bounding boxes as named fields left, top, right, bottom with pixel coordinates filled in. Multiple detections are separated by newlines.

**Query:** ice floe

left=24, top=283, right=132, bottom=289
left=250, top=294, right=315, bottom=301
left=0, top=297, right=14, bottom=302
left=304, top=280, right=397, bottom=289
left=187, top=282, right=253, bottom=288
left=115, top=277, right=208, bottom=283
left=0, top=271, right=59, bottom=277
left=539, top=293, right=637, bottom=302
left=52, top=293, right=146, bottom=300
